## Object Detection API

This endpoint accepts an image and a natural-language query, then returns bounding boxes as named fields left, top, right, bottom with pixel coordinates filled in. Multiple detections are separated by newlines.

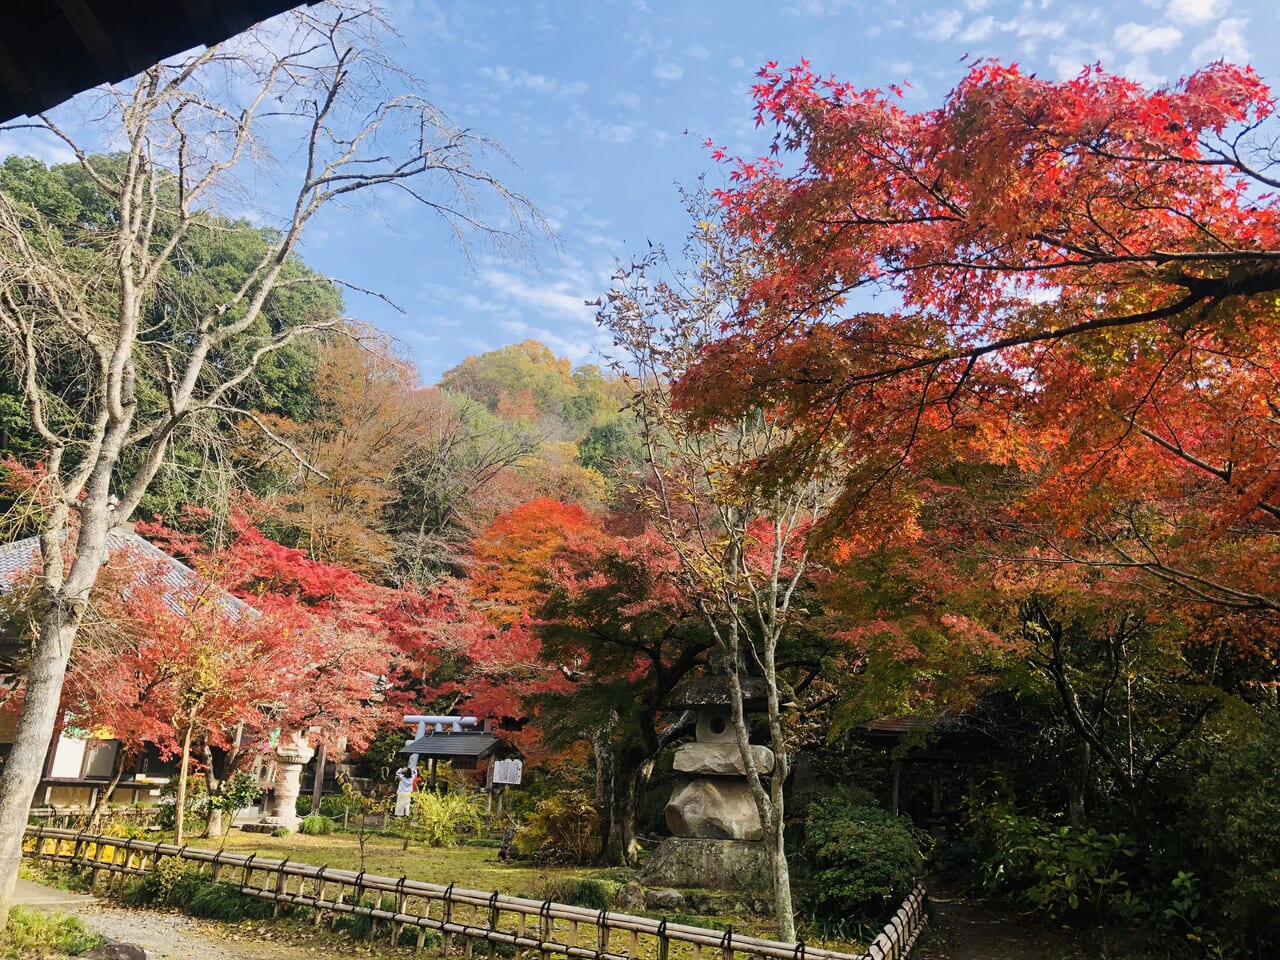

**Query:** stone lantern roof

left=668, top=674, right=790, bottom=712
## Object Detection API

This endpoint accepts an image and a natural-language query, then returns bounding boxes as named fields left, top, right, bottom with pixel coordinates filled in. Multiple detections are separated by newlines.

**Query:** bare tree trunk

left=89, top=746, right=130, bottom=829
left=592, top=733, right=613, bottom=835
left=0, top=614, right=77, bottom=925
left=201, top=744, right=221, bottom=838
left=309, top=742, right=327, bottom=816
left=1069, top=741, right=1090, bottom=828
left=599, top=743, right=639, bottom=867
left=766, top=737, right=795, bottom=941
left=174, top=714, right=197, bottom=846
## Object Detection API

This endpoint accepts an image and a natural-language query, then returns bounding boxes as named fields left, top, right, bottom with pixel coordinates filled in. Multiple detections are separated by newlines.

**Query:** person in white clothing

left=394, top=766, right=418, bottom=816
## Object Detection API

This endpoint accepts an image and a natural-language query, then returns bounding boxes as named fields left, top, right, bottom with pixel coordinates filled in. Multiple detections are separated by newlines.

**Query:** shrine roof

left=401, top=732, right=502, bottom=760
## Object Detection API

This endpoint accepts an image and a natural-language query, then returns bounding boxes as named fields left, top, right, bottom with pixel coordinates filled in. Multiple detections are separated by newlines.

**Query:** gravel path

left=18, top=878, right=357, bottom=960
left=76, top=903, right=315, bottom=960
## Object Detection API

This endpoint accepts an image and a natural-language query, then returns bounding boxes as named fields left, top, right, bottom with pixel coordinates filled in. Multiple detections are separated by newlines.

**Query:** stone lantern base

left=638, top=837, right=771, bottom=891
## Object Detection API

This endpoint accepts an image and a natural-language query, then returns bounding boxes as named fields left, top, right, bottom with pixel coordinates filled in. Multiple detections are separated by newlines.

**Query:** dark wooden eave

left=0, top=0, right=308, bottom=123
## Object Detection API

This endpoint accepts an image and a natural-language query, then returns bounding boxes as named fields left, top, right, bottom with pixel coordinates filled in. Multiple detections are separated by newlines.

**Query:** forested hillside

left=0, top=160, right=639, bottom=586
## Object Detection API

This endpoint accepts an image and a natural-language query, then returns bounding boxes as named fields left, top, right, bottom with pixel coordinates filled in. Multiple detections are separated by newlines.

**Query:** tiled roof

left=0, top=526, right=255, bottom=620
left=401, top=732, right=502, bottom=759
left=861, top=716, right=936, bottom=735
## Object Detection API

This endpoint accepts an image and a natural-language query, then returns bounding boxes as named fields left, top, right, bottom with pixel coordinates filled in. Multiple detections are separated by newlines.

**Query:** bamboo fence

left=22, top=826, right=926, bottom=960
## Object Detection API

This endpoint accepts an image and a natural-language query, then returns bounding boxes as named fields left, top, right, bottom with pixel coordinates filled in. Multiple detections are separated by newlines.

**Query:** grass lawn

left=192, top=830, right=612, bottom=902
left=187, top=828, right=866, bottom=954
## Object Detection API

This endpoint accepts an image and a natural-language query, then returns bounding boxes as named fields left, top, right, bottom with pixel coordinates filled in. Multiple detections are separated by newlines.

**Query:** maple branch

left=207, top=405, right=329, bottom=481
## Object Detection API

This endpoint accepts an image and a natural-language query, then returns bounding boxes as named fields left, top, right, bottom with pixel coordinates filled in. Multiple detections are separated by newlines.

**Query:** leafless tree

left=599, top=201, right=838, bottom=943
left=0, top=3, right=543, bottom=923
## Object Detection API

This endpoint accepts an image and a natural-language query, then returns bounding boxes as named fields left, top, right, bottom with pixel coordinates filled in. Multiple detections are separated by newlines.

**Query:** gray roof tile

left=0, top=526, right=255, bottom=619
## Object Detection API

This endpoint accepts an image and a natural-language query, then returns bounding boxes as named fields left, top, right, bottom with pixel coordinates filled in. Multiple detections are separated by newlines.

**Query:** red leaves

left=681, top=55, right=1280, bottom=658
left=60, top=511, right=479, bottom=767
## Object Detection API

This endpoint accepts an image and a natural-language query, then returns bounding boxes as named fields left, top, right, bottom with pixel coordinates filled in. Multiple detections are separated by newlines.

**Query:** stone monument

left=639, top=675, right=773, bottom=890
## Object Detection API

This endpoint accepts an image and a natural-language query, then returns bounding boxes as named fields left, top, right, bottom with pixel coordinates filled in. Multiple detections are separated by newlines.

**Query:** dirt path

left=919, top=894, right=1086, bottom=960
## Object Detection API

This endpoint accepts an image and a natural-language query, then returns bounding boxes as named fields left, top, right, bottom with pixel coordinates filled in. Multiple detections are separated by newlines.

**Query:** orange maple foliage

left=685, top=59, right=1280, bottom=631
left=253, top=328, right=446, bottom=578
left=469, top=498, right=598, bottom=627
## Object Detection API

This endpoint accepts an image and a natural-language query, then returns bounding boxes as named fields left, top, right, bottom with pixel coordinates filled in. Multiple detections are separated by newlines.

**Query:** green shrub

left=125, top=857, right=205, bottom=908
left=540, top=878, right=616, bottom=910
left=514, top=791, right=600, bottom=864
left=967, top=796, right=1135, bottom=922
left=154, top=777, right=209, bottom=833
left=298, top=814, right=333, bottom=835
left=0, top=906, right=102, bottom=958
left=319, top=793, right=351, bottom=818
left=1182, top=714, right=1280, bottom=956
left=800, top=800, right=926, bottom=925
left=271, top=826, right=291, bottom=838
left=209, top=771, right=262, bottom=822
left=188, top=881, right=275, bottom=922
left=405, top=791, right=486, bottom=847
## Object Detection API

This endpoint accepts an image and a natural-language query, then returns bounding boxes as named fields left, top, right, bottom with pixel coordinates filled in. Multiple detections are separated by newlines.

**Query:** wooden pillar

left=310, top=742, right=327, bottom=815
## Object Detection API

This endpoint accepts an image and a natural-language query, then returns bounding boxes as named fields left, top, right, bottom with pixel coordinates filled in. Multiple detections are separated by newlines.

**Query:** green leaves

left=799, top=799, right=927, bottom=925
left=967, top=796, right=1136, bottom=922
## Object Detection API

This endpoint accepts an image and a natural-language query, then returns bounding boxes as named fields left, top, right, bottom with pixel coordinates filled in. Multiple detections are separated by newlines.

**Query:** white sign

left=492, top=758, right=523, bottom=785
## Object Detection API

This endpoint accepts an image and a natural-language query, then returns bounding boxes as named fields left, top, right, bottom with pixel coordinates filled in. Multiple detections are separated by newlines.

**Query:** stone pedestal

left=260, top=731, right=314, bottom=831
left=638, top=838, right=771, bottom=891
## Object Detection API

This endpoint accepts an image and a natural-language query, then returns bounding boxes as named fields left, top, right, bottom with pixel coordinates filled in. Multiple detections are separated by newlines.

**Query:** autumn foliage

left=687, top=59, right=1280, bottom=638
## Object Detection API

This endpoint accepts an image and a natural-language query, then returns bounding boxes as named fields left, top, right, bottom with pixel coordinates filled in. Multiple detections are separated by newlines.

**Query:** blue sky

left=3, top=0, right=1278, bottom=385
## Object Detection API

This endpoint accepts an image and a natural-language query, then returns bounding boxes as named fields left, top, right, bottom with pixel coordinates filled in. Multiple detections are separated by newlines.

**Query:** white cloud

left=479, top=268, right=597, bottom=323
left=598, top=124, right=636, bottom=144
left=654, top=61, right=684, bottom=82
left=1167, top=0, right=1227, bottom=25
left=783, top=0, right=860, bottom=15
left=1191, top=17, right=1249, bottom=62
left=958, top=15, right=995, bottom=42
left=478, top=65, right=587, bottom=97
left=920, top=9, right=964, bottom=41
left=1012, top=16, right=1067, bottom=40
left=1114, top=23, right=1183, bottom=55
left=1121, top=55, right=1166, bottom=87
left=685, top=43, right=711, bottom=60
left=0, top=129, right=77, bottom=166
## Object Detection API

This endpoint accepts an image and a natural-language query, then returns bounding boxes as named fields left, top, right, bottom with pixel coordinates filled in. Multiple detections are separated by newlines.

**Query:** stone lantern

left=639, top=675, right=773, bottom=890
left=260, top=730, right=315, bottom=832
